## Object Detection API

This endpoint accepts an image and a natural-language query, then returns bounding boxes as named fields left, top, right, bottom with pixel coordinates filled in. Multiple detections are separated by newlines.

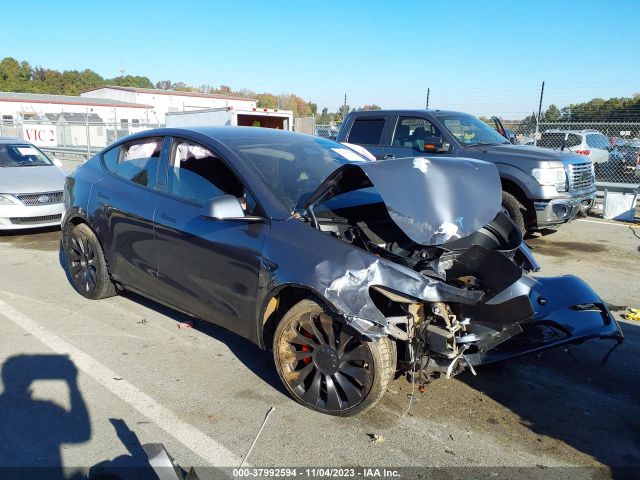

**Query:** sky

left=2, top=0, right=639, bottom=119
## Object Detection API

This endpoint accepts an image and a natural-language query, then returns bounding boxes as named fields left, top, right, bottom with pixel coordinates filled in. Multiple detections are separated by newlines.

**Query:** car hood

left=0, top=165, right=66, bottom=194
left=467, top=144, right=584, bottom=166
left=304, top=156, right=502, bottom=246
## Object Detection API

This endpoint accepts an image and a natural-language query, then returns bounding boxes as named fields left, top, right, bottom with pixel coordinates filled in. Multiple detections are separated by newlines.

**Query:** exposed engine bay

left=298, top=156, right=623, bottom=381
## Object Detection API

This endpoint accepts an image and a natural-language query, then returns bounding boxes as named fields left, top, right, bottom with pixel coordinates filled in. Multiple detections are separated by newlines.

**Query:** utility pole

left=343, top=93, right=347, bottom=120
left=426, top=88, right=430, bottom=109
left=534, top=81, right=545, bottom=146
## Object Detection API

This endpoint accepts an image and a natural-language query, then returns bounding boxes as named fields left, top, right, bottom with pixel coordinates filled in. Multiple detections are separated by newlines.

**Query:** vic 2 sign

left=22, top=125, right=58, bottom=146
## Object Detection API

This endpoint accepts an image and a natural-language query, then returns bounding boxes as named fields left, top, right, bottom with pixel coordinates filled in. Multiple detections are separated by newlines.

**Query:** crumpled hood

left=0, top=165, right=66, bottom=194
left=304, top=156, right=502, bottom=246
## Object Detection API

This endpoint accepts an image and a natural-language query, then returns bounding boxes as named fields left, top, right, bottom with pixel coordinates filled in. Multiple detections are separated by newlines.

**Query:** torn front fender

left=260, top=219, right=484, bottom=339
left=464, top=275, right=624, bottom=366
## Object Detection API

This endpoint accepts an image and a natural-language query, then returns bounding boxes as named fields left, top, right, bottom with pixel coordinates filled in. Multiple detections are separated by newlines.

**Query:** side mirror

left=421, top=139, right=450, bottom=153
left=202, top=195, right=264, bottom=222
left=52, top=157, right=63, bottom=168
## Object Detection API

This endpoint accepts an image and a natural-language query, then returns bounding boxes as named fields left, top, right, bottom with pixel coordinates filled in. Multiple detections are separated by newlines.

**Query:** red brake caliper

left=301, top=330, right=314, bottom=364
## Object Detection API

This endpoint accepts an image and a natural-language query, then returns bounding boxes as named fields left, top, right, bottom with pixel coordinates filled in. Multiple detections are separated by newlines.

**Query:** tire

left=502, top=191, right=527, bottom=236
left=273, top=299, right=396, bottom=416
left=65, top=223, right=116, bottom=300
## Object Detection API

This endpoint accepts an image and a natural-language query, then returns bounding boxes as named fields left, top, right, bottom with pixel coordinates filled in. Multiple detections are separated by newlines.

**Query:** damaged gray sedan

left=62, top=127, right=623, bottom=416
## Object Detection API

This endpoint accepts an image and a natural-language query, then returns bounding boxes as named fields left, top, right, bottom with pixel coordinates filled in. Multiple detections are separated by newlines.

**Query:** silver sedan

left=0, top=137, right=66, bottom=230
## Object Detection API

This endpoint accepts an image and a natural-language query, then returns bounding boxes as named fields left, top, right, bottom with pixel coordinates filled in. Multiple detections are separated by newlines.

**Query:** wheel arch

left=500, top=177, right=536, bottom=227
left=259, top=283, right=338, bottom=350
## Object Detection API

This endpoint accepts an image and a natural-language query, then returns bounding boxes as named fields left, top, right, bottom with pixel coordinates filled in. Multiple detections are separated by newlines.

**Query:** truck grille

left=16, top=191, right=64, bottom=206
left=568, top=162, right=594, bottom=191
left=10, top=214, right=62, bottom=225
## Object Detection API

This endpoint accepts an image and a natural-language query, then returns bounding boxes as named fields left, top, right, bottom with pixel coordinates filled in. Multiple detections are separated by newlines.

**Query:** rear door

left=89, top=137, right=166, bottom=295
left=153, top=137, right=269, bottom=337
left=343, top=116, right=389, bottom=159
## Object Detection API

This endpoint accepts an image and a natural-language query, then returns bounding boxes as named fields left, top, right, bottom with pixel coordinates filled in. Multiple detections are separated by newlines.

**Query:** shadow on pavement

left=460, top=319, right=640, bottom=478
left=89, top=419, right=156, bottom=480
left=0, top=354, right=90, bottom=480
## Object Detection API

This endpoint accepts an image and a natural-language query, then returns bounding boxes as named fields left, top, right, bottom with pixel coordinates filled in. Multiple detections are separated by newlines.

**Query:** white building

left=0, top=91, right=151, bottom=125
left=81, top=86, right=257, bottom=123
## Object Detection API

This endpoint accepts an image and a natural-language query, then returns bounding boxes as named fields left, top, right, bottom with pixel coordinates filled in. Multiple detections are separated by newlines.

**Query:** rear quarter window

left=347, top=118, right=385, bottom=145
left=102, top=146, right=119, bottom=172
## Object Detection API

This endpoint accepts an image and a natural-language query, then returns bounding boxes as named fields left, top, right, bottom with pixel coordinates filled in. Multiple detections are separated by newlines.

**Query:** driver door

left=153, top=137, right=269, bottom=338
left=383, top=116, right=452, bottom=160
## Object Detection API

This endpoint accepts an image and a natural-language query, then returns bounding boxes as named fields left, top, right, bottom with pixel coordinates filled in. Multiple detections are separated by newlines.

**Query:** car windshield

left=439, top=114, right=510, bottom=146
left=0, top=144, right=53, bottom=167
left=226, top=135, right=367, bottom=213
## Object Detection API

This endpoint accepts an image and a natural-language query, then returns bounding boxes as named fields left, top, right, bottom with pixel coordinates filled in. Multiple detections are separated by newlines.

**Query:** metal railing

left=1, top=118, right=164, bottom=162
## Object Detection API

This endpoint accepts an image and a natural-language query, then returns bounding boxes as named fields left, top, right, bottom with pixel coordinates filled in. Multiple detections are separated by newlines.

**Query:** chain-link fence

left=316, top=120, right=640, bottom=186
left=0, top=117, right=163, bottom=166
left=500, top=121, right=640, bottom=186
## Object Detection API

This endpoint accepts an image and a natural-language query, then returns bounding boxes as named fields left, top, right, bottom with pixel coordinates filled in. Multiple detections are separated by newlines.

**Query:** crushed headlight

left=531, top=167, right=567, bottom=192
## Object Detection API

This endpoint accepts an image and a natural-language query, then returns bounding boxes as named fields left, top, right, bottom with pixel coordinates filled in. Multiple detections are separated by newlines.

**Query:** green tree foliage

left=543, top=104, right=561, bottom=122
left=0, top=57, right=153, bottom=94
left=359, top=104, right=381, bottom=111
left=0, top=56, right=335, bottom=120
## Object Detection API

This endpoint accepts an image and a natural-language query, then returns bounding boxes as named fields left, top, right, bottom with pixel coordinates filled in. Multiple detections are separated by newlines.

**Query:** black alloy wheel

left=274, top=299, right=395, bottom=416
left=66, top=223, right=116, bottom=300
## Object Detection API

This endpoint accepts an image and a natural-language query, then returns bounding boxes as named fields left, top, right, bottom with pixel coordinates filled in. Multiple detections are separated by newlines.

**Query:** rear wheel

left=273, top=299, right=395, bottom=416
left=65, top=223, right=116, bottom=300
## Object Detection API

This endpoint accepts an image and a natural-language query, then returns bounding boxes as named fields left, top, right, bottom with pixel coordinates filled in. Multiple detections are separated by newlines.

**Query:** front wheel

left=273, top=299, right=395, bottom=416
left=65, top=223, right=116, bottom=300
left=501, top=191, right=527, bottom=236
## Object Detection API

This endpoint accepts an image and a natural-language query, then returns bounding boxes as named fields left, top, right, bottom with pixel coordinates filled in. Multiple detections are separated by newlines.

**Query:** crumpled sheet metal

left=263, top=221, right=484, bottom=337
left=314, top=249, right=484, bottom=329
left=306, top=156, right=503, bottom=246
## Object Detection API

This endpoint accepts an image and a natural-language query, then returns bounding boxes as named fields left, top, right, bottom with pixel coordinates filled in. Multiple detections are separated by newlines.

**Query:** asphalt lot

left=0, top=217, right=638, bottom=479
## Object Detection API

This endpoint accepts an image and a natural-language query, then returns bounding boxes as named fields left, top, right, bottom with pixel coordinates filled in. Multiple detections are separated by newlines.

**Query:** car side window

left=347, top=118, right=385, bottom=145
left=168, top=139, right=258, bottom=213
left=114, top=138, right=162, bottom=187
left=566, top=134, right=582, bottom=148
left=102, top=146, right=119, bottom=172
left=393, top=117, right=442, bottom=151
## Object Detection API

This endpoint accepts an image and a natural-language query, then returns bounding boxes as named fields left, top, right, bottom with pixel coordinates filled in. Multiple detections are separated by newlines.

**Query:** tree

left=156, top=80, right=173, bottom=90
left=256, top=93, right=278, bottom=109
left=544, top=104, right=561, bottom=122
left=338, top=103, right=350, bottom=120
left=360, top=104, right=381, bottom=111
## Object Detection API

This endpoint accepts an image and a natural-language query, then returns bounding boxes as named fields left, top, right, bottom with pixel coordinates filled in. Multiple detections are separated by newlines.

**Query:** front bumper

left=0, top=202, right=64, bottom=230
left=466, top=275, right=624, bottom=366
left=534, top=192, right=595, bottom=227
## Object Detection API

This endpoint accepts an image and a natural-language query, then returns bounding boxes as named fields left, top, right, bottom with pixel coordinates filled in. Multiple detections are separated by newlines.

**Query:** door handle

left=97, top=192, right=110, bottom=200
left=160, top=212, right=177, bottom=223
left=383, top=154, right=396, bottom=159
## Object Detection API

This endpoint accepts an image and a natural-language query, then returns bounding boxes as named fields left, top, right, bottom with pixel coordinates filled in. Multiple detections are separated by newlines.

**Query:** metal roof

left=82, top=85, right=256, bottom=102
left=0, top=91, right=151, bottom=108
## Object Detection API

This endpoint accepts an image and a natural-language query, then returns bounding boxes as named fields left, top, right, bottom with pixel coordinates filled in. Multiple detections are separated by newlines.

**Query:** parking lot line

left=0, top=297, right=244, bottom=467
left=577, top=218, right=639, bottom=228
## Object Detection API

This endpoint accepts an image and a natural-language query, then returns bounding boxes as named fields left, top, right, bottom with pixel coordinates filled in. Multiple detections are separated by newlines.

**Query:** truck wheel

left=502, top=191, right=527, bottom=235
left=273, top=299, right=396, bottom=416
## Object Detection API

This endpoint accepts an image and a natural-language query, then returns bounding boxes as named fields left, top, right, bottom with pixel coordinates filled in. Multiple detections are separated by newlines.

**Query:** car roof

left=347, top=109, right=469, bottom=117
left=543, top=129, right=603, bottom=134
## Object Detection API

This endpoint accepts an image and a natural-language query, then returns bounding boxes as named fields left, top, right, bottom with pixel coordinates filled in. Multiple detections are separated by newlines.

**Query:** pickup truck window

left=440, top=113, right=508, bottom=146
left=347, top=118, right=385, bottom=145
left=393, top=117, right=442, bottom=150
